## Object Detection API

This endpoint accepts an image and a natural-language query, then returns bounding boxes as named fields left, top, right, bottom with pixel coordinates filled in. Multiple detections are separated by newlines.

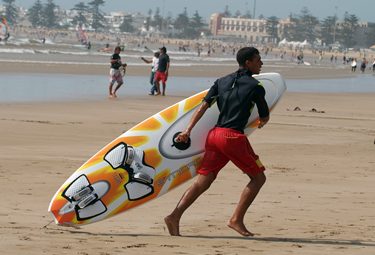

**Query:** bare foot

left=155, top=92, right=161, bottom=96
left=164, top=215, right=180, bottom=236
left=227, top=221, right=254, bottom=237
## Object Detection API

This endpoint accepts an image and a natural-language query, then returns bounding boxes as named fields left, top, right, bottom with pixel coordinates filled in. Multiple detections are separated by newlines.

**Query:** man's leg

left=162, top=82, right=166, bottom=96
left=151, top=82, right=157, bottom=94
left=109, top=82, right=114, bottom=97
left=150, top=83, right=156, bottom=95
left=149, top=72, right=156, bottom=95
left=149, top=72, right=155, bottom=86
left=112, top=82, right=123, bottom=97
left=227, top=171, right=266, bottom=236
left=164, top=172, right=216, bottom=236
left=155, top=80, right=161, bottom=95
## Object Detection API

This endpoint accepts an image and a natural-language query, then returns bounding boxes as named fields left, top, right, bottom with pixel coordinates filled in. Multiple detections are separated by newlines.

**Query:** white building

left=104, top=11, right=146, bottom=33
left=210, top=13, right=271, bottom=43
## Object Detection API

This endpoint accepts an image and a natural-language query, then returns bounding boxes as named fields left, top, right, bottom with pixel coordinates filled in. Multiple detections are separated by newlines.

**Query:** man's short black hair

left=160, top=46, right=167, bottom=53
left=114, top=46, right=122, bottom=52
left=236, top=47, right=260, bottom=66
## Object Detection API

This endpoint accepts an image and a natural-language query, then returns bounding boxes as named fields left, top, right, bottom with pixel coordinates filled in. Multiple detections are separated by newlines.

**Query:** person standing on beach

left=164, top=47, right=269, bottom=237
left=141, top=51, right=160, bottom=95
left=351, top=58, right=357, bottom=72
left=360, top=58, right=367, bottom=73
left=154, top=46, right=170, bottom=96
left=108, top=46, right=125, bottom=98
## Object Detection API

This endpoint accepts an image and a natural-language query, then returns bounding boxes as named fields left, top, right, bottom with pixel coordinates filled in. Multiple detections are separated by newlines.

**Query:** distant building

left=352, top=21, right=370, bottom=48
left=333, top=20, right=369, bottom=48
left=0, top=5, right=6, bottom=14
left=104, top=11, right=146, bottom=33
left=210, top=13, right=271, bottom=43
left=209, top=13, right=224, bottom=36
left=335, top=20, right=368, bottom=29
left=277, top=17, right=293, bottom=40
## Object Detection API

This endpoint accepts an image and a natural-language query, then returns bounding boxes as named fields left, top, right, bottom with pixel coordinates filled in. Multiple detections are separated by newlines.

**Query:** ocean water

left=0, top=73, right=216, bottom=103
left=286, top=74, right=375, bottom=93
left=0, top=44, right=236, bottom=66
left=0, top=73, right=374, bottom=103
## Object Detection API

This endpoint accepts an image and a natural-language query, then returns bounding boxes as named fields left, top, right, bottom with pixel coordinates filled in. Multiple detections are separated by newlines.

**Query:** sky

left=11, top=0, right=375, bottom=23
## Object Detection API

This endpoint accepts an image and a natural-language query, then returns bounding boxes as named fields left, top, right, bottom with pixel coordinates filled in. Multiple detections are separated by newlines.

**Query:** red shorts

left=197, top=127, right=265, bottom=178
left=154, top=71, right=168, bottom=83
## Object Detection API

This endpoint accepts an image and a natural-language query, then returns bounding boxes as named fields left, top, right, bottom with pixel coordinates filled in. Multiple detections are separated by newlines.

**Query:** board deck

left=48, top=73, right=287, bottom=226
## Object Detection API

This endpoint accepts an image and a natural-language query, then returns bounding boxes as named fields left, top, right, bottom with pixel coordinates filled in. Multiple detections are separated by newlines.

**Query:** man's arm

left=252, top=86, right=270, bottom=129
left=176, top=101, right=210, bottom=142
left=110, top=55, right=121, bottom=65
left=165, top=61, right=170, bottom=74
left=141, top=57, right=152, bottom=64
left=258, top=115, right=269, bottom=129
left=177, top=79, right=218, bottom=142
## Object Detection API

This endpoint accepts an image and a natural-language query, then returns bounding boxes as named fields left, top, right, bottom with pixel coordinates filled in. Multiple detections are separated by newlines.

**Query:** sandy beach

left=1, top=56, right=375, bottom=255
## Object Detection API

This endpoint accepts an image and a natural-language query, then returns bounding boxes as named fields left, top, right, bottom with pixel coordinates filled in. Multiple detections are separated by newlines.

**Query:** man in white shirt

left=141, top=52, right=160, bottom=95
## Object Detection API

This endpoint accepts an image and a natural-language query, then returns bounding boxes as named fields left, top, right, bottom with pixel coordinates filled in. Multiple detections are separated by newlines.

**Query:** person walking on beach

left=360, top=58, right=367, bottom=73
left=154, top=46, right=170, bottom=96
left=351, top=58, right=357, bottom=72
left=141, top=51, right=160, bottom=95
left=164, top=47, right=269, bottom=237
left=108, top=46, right=125, bottom=98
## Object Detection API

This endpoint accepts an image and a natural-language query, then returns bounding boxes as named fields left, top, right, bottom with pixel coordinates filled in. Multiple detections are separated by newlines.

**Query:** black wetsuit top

left=111, top=53, right=122, bottom=69
left=203, top=69, right=269, bottom=133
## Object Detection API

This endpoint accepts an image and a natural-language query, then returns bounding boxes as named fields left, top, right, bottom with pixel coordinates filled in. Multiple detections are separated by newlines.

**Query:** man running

left=164, top=47, right=269, bottom=237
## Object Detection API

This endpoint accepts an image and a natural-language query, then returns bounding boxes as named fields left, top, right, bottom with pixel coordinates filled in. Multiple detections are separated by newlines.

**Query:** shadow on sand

left=184, top=235, right=375, bottom=247
left=45, top=227, right=374, bottom=247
